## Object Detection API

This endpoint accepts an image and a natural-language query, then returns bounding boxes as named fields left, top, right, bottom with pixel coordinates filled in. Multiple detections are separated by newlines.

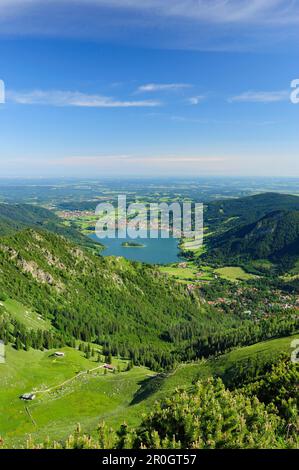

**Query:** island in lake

left=121, top=241, right=145, bottom=248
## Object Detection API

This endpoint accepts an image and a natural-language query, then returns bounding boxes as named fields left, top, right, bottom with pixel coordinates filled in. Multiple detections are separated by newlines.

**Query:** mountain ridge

left=205, top=192, right=299, bottom=234
left=206, top=209, right=299, bottom=269
left=0, top=203, right=98, bottom=249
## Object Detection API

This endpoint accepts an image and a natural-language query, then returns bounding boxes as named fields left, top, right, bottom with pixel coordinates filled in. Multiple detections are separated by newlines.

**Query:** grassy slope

left=0, top=345, right=154, bottom=446
left=2, top=299, right=52, bottom=331
left=0, top=334, right=297, bottom=447
left=132, top=334, right=299, bottom=405
left=214, top=266, right=257, bottom=281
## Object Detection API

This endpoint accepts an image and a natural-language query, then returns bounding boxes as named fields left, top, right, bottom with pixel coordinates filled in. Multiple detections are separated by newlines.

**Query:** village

left=170, top=262, right=299, bottom=320
left=199, top=280, right=299, bottom=320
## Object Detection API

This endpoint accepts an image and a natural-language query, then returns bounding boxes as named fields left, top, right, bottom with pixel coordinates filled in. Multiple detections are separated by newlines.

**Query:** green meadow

left=215, top=266, right=257, bottom=281
left=159, top=262, right=214, bottom=284
left=0, top=345, right=155, bottom=447
left=2, top=299, right=52, bottom=331
left=1, top=333, right=296, bottom=448
left=136, top=334, right=299, bottom=404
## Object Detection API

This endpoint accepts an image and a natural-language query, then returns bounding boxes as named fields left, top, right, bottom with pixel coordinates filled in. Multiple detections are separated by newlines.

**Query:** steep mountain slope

left=206, top=210, right=299, bottom=269
left=206, top=193, right=299, bottom=233
left=0, top=228, right=236, bottom=369
left=0, top=203, right=98, bottom=249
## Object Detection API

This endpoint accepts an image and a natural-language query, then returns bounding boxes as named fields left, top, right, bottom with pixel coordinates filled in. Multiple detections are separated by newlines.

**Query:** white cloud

left=2, top=0, right=297, bottom=25
left=6, top=89, right=161, bottom=108
left=228, top=90, right=290, bottom=103
left=101, top=0, right=299, bottom=25
left=169, top=115, right=281, bottom=126
left=186, top=95, right=205, bottom=105
left=137, top=83, right=192, bottom=93
left=0, top=1, right=298, bottom=51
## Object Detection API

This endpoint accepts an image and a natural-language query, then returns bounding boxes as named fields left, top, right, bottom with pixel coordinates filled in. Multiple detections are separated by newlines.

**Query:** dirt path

left=33, top=364, right=105, bottom=395
left=25, top=405, right=37, bottom=426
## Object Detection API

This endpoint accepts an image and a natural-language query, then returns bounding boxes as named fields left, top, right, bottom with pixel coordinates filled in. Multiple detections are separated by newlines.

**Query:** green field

left=180, top=238, right=206, bottom=257
left=282, top=259, right=299, bottom=281
left=2, top=299, right=52, bottom=331
left=1, top=333, right=297, bottom=448
left=0, top=345, right=155, bottom=447
left=160, top=263, right=258, bottom=284
left=215, top=266, right=257, bottom=281
left=159, top=262, right=214, bottom=284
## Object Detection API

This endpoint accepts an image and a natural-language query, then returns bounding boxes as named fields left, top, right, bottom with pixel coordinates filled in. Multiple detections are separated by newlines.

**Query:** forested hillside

left=205, top=193, right=299, bottom=233
left=1, top=228, right=298, bottom=371
left=205, top=210, right=299, bottom=270
left=0, top=203, right=97, bottom=249
left=0, top=228, right=240, bottom=370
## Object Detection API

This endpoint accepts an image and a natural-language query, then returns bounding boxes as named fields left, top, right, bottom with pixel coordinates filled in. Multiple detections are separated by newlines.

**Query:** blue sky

left=0, top=0, right=298, bottom=177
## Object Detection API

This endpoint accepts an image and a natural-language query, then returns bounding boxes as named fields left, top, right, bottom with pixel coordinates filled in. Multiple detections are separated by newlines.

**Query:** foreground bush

left=129, top=378, right=289, bottom=449
left=17, top=375, right=297, bottom=450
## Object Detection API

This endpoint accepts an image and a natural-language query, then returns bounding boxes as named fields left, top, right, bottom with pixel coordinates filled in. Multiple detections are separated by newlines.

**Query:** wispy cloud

left=0, top=1, right=298, bottom=51
left=2, top=1, right=298, bottom=25
left=169, top=115, right=281, bottom=126
left=137, top=83, right=192, bottom=93
left=186, top=95, right=205, bottom=105
left=54, top=154, right=227, bottom=167
left=228, top=90, right=290, bottom=103
left=6, top=89, right=161, bottom=108
left=101, top=0, right=299, bottom=25
left=53, top=155, right=132, bottom=166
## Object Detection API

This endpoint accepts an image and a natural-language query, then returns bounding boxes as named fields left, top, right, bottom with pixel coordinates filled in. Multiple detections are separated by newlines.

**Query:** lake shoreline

left=88, top=233, right=183, bottom=265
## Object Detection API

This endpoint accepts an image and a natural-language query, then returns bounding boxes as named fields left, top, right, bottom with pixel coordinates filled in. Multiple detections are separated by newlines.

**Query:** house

left=103, top=363, right=114, bottom=371
left=187, top=284, right=196, bottom=292
left=178, top=262, right=188, bottom=268
left=54, top=351, right=65, bottom=357
left=20, top=393, right=36, bottom=401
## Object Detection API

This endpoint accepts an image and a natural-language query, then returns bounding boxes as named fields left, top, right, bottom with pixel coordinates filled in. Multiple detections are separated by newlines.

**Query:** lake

left=89, top=233, right=182, bottom=265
